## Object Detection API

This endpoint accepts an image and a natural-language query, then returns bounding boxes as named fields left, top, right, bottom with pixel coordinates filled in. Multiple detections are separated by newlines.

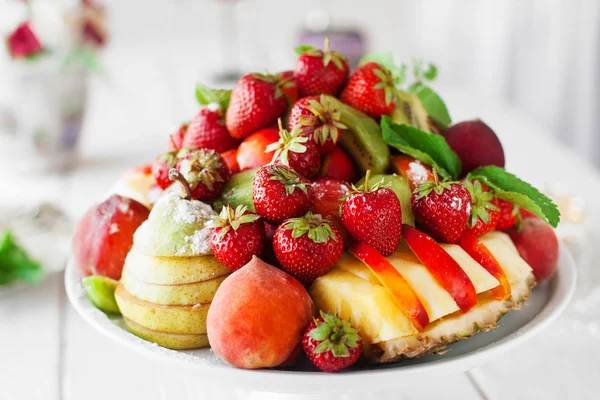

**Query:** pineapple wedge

left=310, top=232, right=535, bottom=363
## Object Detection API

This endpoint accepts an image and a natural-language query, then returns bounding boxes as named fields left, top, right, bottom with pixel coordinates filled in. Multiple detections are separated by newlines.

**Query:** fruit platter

left=67, top=42, right=576, bottom=387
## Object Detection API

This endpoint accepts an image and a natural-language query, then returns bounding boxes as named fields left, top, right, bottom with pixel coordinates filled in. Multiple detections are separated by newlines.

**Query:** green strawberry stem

left=169, top=169, right=192, bottom=200
left=363, top=170, right=371, bottom=191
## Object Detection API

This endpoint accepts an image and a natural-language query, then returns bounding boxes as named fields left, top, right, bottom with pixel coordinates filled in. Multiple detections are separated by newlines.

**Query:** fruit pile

left=73, top=41, right=561, bottom=373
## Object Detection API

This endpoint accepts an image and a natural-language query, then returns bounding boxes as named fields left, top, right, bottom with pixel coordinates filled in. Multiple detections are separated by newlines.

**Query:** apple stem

left=168, top=169, right=192, bottom=200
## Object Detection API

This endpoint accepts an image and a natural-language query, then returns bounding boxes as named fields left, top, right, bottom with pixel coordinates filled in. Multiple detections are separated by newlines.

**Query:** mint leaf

left=408, top=83, right=451, bottom=129
left=195, top=84, right=231, bottom=109
left=359, top=52, right=406, bottom=85
left=467, top=166, right=560, bottom=227
left=381, top=116, right=461, bottom=179
left=422, top=63, right=438, bottom=81
left=294, top=45, right=315, bottom=55
left=0, top=231, right=45, bottom=285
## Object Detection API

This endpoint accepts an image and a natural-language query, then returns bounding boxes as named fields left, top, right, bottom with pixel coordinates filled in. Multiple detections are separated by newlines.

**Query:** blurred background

left=1, top=0, right=599, bottom=174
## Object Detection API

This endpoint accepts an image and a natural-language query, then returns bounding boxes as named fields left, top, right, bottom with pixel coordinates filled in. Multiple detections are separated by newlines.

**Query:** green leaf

left=381, top=116, right=461, bottom=179
left=294, top=45, right=315, bottom=55
left=408, top=83, right=451, bottom=129
left=195, top=84, right=231, bottom=109
left=422, top=63, right=438, bottom=81
left=467, top=166, right=561, bottom=227
left=0, top=231, right=45, bottom=286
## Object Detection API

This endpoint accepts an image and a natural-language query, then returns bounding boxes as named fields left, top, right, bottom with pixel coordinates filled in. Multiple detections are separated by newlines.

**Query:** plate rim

left=65, top=243, right=577, bottom=393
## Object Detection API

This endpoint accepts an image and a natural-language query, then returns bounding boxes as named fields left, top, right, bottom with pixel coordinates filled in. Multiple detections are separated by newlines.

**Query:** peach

left=207, top=256, right=314, bottom=369
left=72, top=195, right=149, bottom=280
left=506, top=218, right=559, bottom=283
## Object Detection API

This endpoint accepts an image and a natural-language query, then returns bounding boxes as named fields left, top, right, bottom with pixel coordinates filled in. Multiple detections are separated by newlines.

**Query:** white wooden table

left=1, top=61, right=599, bottom=399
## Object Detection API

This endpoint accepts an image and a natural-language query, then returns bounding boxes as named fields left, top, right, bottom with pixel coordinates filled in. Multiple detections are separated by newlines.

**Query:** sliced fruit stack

left=72, top=40, right=563, bottom=372
left=114, top=188, right=230, bottom=350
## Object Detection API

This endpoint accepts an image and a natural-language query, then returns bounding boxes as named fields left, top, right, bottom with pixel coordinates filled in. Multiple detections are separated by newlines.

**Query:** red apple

left=72, top=195, right=149, bottom=280
left=458, top=232, right=511, bottom=300
left=390, top=155, right=435, bottom=191
left=402, top=224, right=477, bottom=312
left=236, top=127, right=280, bottom=171
left=506, top=218, right=559, bottom=283
left=319, top=146, right=358, bottom=182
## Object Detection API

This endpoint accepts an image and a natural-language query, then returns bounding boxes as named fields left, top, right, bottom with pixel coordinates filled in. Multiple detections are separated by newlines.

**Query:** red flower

left=7, top=22, right=43, bottom=58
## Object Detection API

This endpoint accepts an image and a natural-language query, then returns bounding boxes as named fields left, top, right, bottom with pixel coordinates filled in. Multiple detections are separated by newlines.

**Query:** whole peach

left=72, top=195, right=149, bottom=280
left=207, top=256, right=314, bottom=369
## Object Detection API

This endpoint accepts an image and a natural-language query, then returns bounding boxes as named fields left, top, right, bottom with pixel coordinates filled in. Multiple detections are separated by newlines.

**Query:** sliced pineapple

left=309, top=231, right=536, bottom=363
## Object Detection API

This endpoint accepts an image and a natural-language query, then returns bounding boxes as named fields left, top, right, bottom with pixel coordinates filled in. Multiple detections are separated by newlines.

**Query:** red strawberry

left=311, top=177, right=352, bottom=247
left=177, top=149, right=230, bottom=201
left=225, top=73, right=289, bottom=139
left=340, top=171, right=402, bottom=256
left=7, top=22, right=43, bottom=58
left=302, top=311, right=362, bottom=373
left=221, top=148, right=240, bottom=174
left=275, top=70, right=298, bottom=105
left=319, top=145, right=357, bottom=182
left=496, top=199, right=519, bottom=230
left=267, top=120, right=321, bottom=179
left=273, top=212, right=343, bottom=286
left=410, top=178, right=472, bottom=243
left=288, top=95, right=347, bottom=154
left=236, top=127, right=280, bottom=171
left=294, top=38, right=349, bottom=97
left=340, top=62, right=397, bottom=118
left=464, top=179, right=501, bottom=236
left=182, top=107, right=239, bottom=153
left=151, top=147, right=192, bottom=190
left=209, top=205, right=265, bottom=272
left=252, top=164, right=314, bottom=224
left=168, top=123, right=189, bottom=151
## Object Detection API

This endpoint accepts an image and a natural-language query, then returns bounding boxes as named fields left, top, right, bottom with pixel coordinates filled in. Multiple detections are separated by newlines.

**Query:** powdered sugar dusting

left=109, top=223, right=119, bottom=234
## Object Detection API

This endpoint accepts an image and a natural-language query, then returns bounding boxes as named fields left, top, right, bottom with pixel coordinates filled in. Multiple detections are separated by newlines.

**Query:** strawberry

left=496, top=199, right=519, bottom=230
left=340, top=171, right=402, bottom=256
left=182, top=107, right=239, bottom=153
left=302, top=311, right=362, bottom=373
left=410, top=178, right=472, bottom=243
left=7, top=22, right=43, bottom=58
left=252, top=164, right=314, bottom=224
left=273, top=212, right=343, bottom=286
left=319, top=145, right=357, bottom=182
left=168, top=123, right=189, bottom=151
left=464, top=179, right=501, bottom=236
left=340, top=62, right=397, bottom=118
left=266, top=120, right=321, bottom=179
left=209, top=205, right=265, bottom=272
left=294, top=37, right=349, bottom=97
left=236, top=127, right=280, bottom=171
left=177, top=149, right=230, bottom=201
left=225, top=73, right=290, bottom=139
left=288, top=95, right=347, bottom=154
left=151, top=147, right=192, bottom=190
left=311, top=178, right=352, bottom=247
left=221, top=148, right=240, bottom=174
left=275, top=70, right=298, bottom=105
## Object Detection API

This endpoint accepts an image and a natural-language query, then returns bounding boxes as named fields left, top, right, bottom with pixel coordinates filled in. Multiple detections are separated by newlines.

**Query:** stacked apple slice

left=114, top=193, right=230, bottom=350
left=310, top=230, right=534, bottom=363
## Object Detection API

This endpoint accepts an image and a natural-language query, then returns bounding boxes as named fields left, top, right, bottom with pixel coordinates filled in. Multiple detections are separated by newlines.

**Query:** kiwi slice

left=211, top=168, right=257, bottom=212
left=389, top=90, right=431, bottom=133
left=326, top=96, right=390, bottom=175
left=356, top=174, right=415, bottom=226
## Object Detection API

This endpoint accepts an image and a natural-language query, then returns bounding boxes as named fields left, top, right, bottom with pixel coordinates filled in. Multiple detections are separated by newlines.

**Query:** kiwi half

left=389, top=90, right=431, bottom=133
left=326, top=96, right=390, bottom=175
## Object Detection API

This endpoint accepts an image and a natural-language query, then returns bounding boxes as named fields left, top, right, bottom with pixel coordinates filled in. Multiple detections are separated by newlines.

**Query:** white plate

left=66, top=244, right=576, bottom=394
